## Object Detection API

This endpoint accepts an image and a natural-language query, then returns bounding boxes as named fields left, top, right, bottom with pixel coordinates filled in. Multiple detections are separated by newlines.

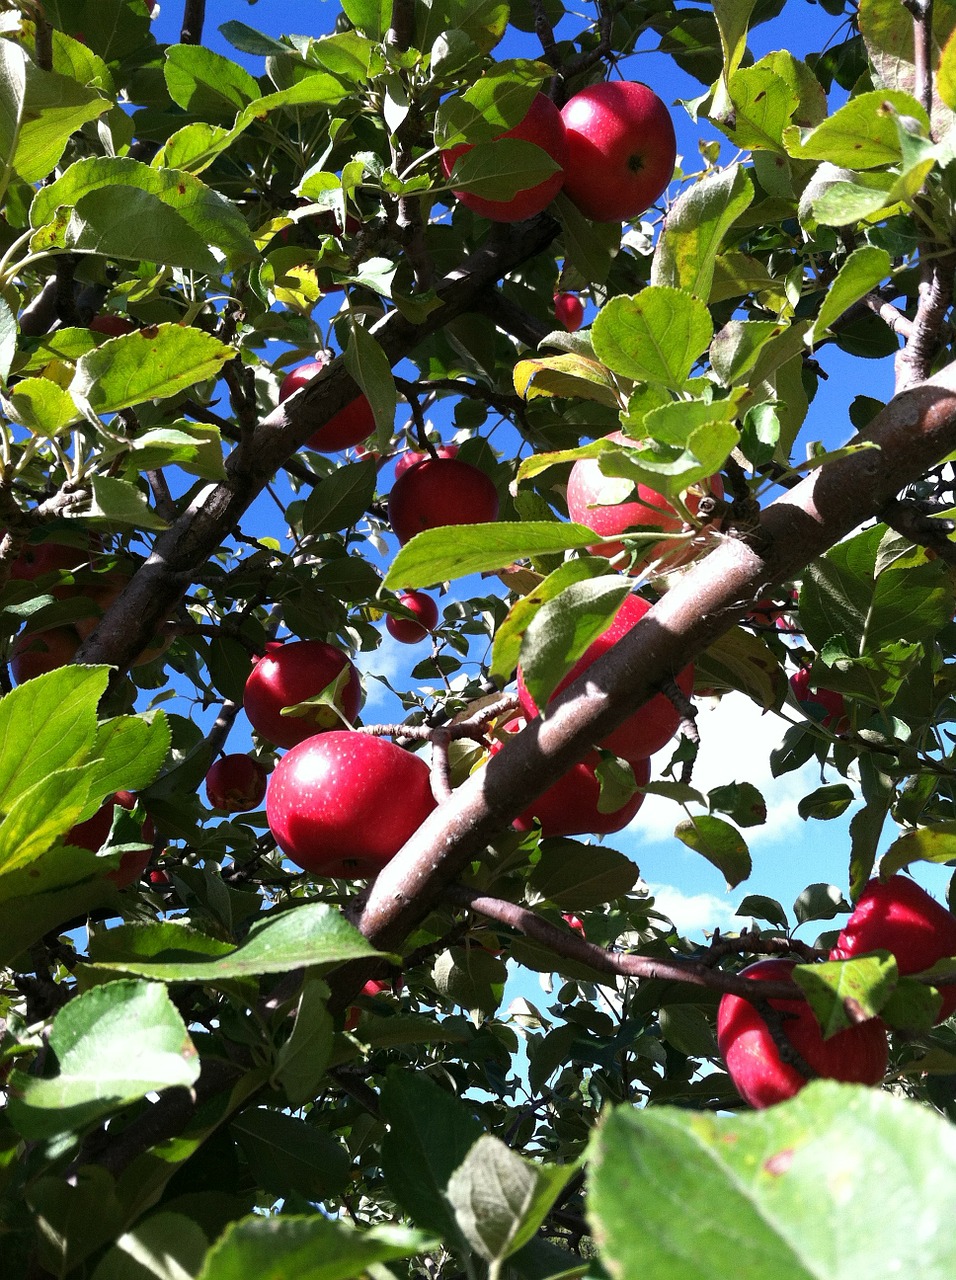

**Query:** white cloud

left=646, top=882, right=741, bottom=936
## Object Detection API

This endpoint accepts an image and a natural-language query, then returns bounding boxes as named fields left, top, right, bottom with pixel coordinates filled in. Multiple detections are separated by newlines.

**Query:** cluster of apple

left=718, top=875, right=956, bottom=1108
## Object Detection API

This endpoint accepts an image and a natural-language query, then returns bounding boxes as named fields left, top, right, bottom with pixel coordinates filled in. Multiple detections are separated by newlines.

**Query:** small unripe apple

left=279, top=356, right=376, bottom=452
left=68, top=790, right=156, bottom=888
left=717, top=958, right=889, bottom=1109
left=266, top=730, right=436, bottom=877
left=517, top=593, right=693, bottom=762
left=388, top=456, right=499, bottom=545
left=554, top=292, right=584, bottom=332
left=386, top=591, right=439, bottom=644
left=394, top=444, right=459, bottom=478
left=566, top=432, right=723, bottom=573
left=10, top=627, right=80, bottom=683
left=831, top=876, right=956, bottom=1021
left=205, top=754, right=269, bottom=812
left=789, top=666, right=848, bottom=732
left=243, top=639, right=362, bottom=749
left=440, top=92, right=567, bottom=223
left=490, top=718, right=650, bottom=837
left=560, top=82, right=676, bottom=222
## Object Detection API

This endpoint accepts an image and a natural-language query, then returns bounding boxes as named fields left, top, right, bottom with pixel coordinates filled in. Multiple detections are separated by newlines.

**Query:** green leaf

left=381, top=1068, right=485, bottom=1242
left=659, top=1004, right=718, bottom=1056
left=798, top=784, right=855, bottom=821
left=592, top=288, right=713, bottom=386
left=0, top=295, right=15, bottom=384
left=164, top=44, right=261, bottom=119
left=87, top=904, right=389, bottom=981
left=809, top=246, right=892, bottom=342
left=343, top=325, right=395, bottom=442
left=72, top=324, right=236, bottom=414
left=737, top=895, right=789, bottom=928
left=198, top=1217, right=434, bottom=1280
left=444, top=138, right=561, bottom=199
left=429, top=946, right=507, bottom=1016
left=65, top=185, right=221, bottom=273
left=231, top=1110, right=350, bottom=1201
left=89, top=712, right=171, bottom=799
left=786, top=89, right=929, bottom=168
left=527, top=839, right=639, bottom=909
left=881, top=823, right=956, bottom=875
left=793, top=882, right=849, bottom=925
left=674, top=815, right=751, bottom=889
left=446, top=1135, right=576, bottom=1265
left=126, top=423, right=228, bottom=482
left=708, top=781, right=767, bottom=828
left=723, top=66, right=798, bottom=151
left=206, top=637, right=254, bottom=704
left=8, top=980, right=198, bottom=1139
left=302, top=459, right=377, bottom=535
left=0, top=763, right=98, bottom=873
left=490, top=558, right=607, bottom=686
left=273, top=975, right=334, bottom=1108
left=695, top=627, right=789, bottom=711
left=3, top=377, right=81, bottom=435
left=518, top=575, right=631, bottom=710
left=91, top=1212, right=209, bottom=1280
left=28, top=1167, right=126, bottom=1278
left=435, top=59, right=550, bottom=145
left=384, top=522, right=598, bottom=589
left=554, top=191, right=617, bottom=286
left=513, top=353, right=620, bottom=408
left=588, top=1084, right=956, bottom=1280
left=793, top=955, right=897, bottom=1036
left=85, top=476, right=167, bottom=532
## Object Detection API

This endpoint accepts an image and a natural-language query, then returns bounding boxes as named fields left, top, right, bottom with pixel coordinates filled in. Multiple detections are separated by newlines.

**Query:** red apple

left=394, top=444, right=459, bottom=478
left=148, top=868, right=170, bottom=886
left=266, top=730, right=436, bottom=877
left=440, top=92, right=567, bottom=223
left=89, top=314, right=138, bottom=338
left=717, top=958, right=889, bottom=1109
left=831, top=876, right=956, bottom=1021
left=388, top=456, right=499, bottom=545
left=243, top=639, right=362, bottom=749
left=279, top=356, right=376, bottom=452
left=68, top=790, right=155, bottom=889
left=386, top=591, right=440, bottom=644
left=345, top=977, right=394, bottom=1031
left=8, top=531, right=96, bottom=581
left=560, top=82, right=677, bottom=222
left=10, top=627, right=80, bottom=683
left=490, top=718, right=650, bottom=837
left=790, top=667, right=848, bottom=732
left=554, top=292, right=584, bottom=332
left=517, top=593, right=694, bottom=762
left=205, top=754, right=269, bottom=812
left=566, top=432, right=723, bottom=573
left=562, top=913, right=586, bottom=937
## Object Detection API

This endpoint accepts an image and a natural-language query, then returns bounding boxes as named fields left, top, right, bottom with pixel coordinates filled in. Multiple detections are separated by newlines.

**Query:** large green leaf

left=652, top=164, right=754, bottom=299
left=384, top=522, right=598, bottom=589
left=199, top=1217, right=434, bottom=1280
left=592, top=288, right=713, bottom=386
left=71, top=325, right=236, bottom=414
left=785, top=89, right=928, bottom=167
left=231, top=1110, right=350, bottom=1201
left=164, top=44, right=261, bottom=118
left=809, top=246, right=891, bottom=342
left=588, top=1083, right=956, bottom=1279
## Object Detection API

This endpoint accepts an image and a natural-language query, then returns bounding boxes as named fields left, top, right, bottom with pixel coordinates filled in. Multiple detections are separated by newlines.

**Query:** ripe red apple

left=831, top=876, right=956, bottom=1021
left=266, top=730, right=436, bottom=877
left=566, top=433, right=723, bottom=573
left=205, top=754, right=269, bottom=813
left=148, top=868, right=170, bottom=886
left=278, top=356, right=376, bottom=452
left=68, top=790, right=156, bottom=888
left=554, top=292, right=584, bottom=332
left=10, top=627, right=80, bottom=683
left=394, top=444, right=458, bottom=478
left=89, top=314, right=138, bottom=338
left=386, top=591, right=440, bottom=644
left=562, top=913, right=586, bottom=937
left=717, top=958, right=889, bottom=1109
left=440, top=92, right=567, bottom=223
left=490, top=718, right=650, bottom=837
left=345, top=977, right=395, bottom=1031
left=243, top=639, right=362, bottom=749
left=560, top=82, right=676, bottom=222
left=8, top=530, right=97, bottom=581
left=789, top=666, right=848, bottom=732
left=388, top=456, right=499, bottom=545
left=517, top=593, right=694, bottom=762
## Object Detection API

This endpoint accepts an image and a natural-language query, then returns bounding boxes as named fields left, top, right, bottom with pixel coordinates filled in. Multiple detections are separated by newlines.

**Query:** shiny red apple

left=831, top=876, right=956, bottom=1021
left=554, top=292, right=584, bottom=332
left=790, top=667, right=848, bottom=732
left=394, top=444, right=459, bottom=478
left=388, top=456, right=499, bottom=545
left=440, top=92, right=567, bottom=222
left=517, top=593, right=693, bottom=762
left=386, top=591, right=440, bottom=644
left=243, top=639, right=362, bottom=748
left=279, top=356, right=376, bottom=452
left=717, top=958, right=889, bottom=1109
left=266, top=730, right=436, bottom=877
left=560, top=82, right=676, bottom=222
left=205, top=754, right=269, bottom=812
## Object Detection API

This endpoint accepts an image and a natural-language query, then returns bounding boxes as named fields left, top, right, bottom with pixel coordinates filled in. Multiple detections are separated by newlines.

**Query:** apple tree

left=7, top=0, right=956, bottom=1275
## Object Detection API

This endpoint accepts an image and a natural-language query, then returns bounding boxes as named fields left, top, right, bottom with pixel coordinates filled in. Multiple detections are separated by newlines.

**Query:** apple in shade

left=388, top=456, right=499, bottom=545
left=789, top=666, right=848, bottom=732
left=394, top=443, right=459, bottom=478
left=278, top=355, right=376, bottom=452
left=266, top=730, right=436, bottom=877
left=89, top=314, right=137, bottom=338
left=717, top=958, right=889, bottom=1109
left=345, top=977, right=398, bottom=1031
left=517, top=593, right=694, bottom=763
left=10, top=627, right=80, bottom=683
left=560, top=82, right=676, bottom=223
left=7, top=529, right=98, bottom=581
left=205, top=754, right=269, bottom=813
left=566, top=433, right=724, bottom=573
left=831, top=876, right=956, bottom=1021
left=490, top=719, right=650, bottom=837
left=67, top=791, right=156, bottom=889
left=554, top=292, right=584, bottom=332
left=243, top=639, right=362, bottom=749
left=440, top=92, right=567, bottom=223
left=386, top=590, right=439, bottom=644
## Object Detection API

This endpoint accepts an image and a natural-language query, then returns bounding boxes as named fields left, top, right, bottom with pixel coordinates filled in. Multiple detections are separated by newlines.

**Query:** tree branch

left=180, top=0, right=206, bottom=45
